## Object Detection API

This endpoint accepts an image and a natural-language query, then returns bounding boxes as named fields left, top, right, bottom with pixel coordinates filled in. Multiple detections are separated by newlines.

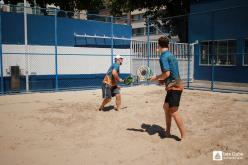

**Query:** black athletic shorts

left=165, top=90, right=182, bottom=108
left=102, top=83, right=120, bottom=99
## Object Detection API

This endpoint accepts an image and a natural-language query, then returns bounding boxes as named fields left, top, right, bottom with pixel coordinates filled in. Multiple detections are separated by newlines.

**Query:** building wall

left=2, top=45, right=131, bottom=76
left=1, top=12, right=132, bottom=46
left=189, top=0, right=248, bottom=83
left=130, top=9, right=172, bottom=41
left=2, top=44, right=131, bottom=91
left=0, top=12, right=132, bottom=91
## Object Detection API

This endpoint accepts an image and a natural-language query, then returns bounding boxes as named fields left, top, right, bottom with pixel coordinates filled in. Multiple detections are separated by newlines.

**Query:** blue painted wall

left=2, top=73, right=130, bottom=92
left=189, top=0, right=248, bottom=83
left=1, top=12, right=131, bottom=47
left=0, top=12, right=132, bottom=92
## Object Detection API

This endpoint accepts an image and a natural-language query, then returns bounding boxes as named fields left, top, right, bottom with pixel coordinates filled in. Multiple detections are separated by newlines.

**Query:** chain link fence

left=142, top=4, right=248, bottom=93
left=0, top=4, right=131, bottom=93
left=0, top=4, right=247, bottom=94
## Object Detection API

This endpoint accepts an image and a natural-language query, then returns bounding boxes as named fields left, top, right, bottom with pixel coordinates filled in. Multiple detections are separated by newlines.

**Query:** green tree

left=4, top=0, right=104, bottom=11
left=111, top=0, right=190, bottom=42
left=4, top=0, right=189, bottom=42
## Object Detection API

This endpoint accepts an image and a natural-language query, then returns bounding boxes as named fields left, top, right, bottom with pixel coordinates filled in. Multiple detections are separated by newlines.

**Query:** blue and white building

left=0, top=9, right=132, bottom=91
left=189, top=0, right=248, bottom=83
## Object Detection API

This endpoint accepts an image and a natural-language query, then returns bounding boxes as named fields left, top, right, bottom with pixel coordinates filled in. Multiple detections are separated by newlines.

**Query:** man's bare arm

left=150, top=71, right=170, bottom=81
left=112, top=70, right=123, bottom=82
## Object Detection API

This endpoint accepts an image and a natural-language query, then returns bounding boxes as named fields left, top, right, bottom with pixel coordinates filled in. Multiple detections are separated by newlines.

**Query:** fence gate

left=130, top=41, right=194, bottom=83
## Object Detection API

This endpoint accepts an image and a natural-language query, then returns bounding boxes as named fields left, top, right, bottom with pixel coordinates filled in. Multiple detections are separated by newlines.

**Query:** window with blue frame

left=216, top=40, right=236, bottom=65
left=244, top=39, right=248, bottom=65
left=200, top=40, right=237, bottom=66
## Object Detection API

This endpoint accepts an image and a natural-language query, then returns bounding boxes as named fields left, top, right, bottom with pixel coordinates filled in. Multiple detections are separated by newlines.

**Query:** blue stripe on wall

left=2, top=73, right=130, bottom=92
left=1, top=12, right=25, bottom=45
left=1, top=12, right=132, bottom=48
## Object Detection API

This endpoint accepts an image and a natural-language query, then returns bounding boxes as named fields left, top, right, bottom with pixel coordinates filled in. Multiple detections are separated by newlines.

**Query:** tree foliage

left=4, top=0, right=104, bottom=11
left=111, top=0, right=190, bottom=42
left=4, top=0, right=190, bottom=42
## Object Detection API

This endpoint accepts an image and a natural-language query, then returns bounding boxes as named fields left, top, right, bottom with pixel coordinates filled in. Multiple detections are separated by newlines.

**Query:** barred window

left=132, top=28, right=145, bottom=36
left=200, top=40, right=237, bottom=66
left=131, top=14, right=143, bottom=22
left=145, top=26, right=157, bottom=35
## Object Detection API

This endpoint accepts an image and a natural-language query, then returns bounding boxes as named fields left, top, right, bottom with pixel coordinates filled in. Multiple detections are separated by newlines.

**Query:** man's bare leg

left=163, top=102, right=172, bottom=136
left=99, top=98, right=111, bottom=111
left=170, top=107, right=186, bottom=139
left=115, top=94, right=121, bottom=111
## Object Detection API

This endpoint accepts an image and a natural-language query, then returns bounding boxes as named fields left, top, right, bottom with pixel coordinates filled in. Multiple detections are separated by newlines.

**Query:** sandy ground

left=0, top=85, right=247, bottom=165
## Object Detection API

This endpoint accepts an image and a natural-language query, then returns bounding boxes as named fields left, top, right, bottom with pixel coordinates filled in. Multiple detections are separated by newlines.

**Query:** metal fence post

left=146, top=17, right=150, bottom=67
left=24, top=0, right=29, bottom=92
left=0, top=12, right=3, bottom=94
left=211, top=55, right=215, bottom=91
left=187, top=44, right=190, bottom=89
left=54, top=8, right=58, bottom=91
left=211, top=11, right=215, bottom=91
left=111, top=16, right=114, bottom=65
left=130, top=40, right=132, bottom=77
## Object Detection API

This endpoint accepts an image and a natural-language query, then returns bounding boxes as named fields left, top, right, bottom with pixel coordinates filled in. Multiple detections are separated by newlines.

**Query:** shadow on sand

left=101, top=105, right=115, bottom=112
left=127, top=123, right=181, bottom=141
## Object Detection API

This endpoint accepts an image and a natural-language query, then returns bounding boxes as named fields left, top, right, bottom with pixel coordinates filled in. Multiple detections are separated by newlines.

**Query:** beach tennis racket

left=136, top=65, right=153, bottom=81
left=123, top=66, right=153, bottom=85
left=124, top=76, right=134, bottom=85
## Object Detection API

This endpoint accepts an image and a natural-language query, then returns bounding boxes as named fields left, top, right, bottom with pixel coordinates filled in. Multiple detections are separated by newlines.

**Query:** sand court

left=0, top=85, right=247, bottom=165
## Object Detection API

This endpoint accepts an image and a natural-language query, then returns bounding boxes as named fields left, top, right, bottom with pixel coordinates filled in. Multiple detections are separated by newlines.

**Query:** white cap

left=115, top=54, right=124, bottom=59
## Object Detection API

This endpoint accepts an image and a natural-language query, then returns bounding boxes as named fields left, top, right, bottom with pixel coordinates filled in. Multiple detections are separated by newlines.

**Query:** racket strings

left=137, top=66, right=153, bottom=81
left=124, top=66, right=153, bottom=85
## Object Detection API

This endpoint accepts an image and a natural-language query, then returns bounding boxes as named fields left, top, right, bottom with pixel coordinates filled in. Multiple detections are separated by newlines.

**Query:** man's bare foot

left=114, top=107, right=120, bottom=111
left=180, top=136, right=186, bottom=142
left=165, top=131, right=172, bottom=137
